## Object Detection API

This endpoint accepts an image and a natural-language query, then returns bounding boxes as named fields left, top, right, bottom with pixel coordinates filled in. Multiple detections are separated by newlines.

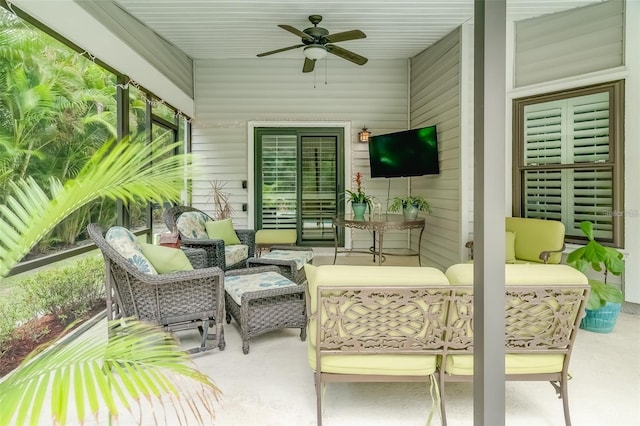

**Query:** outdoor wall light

left=358, top=127, right=371, bottom=143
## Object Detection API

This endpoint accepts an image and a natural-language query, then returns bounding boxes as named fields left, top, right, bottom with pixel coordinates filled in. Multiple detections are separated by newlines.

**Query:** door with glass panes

left=255, top=128, right=344, bottom=246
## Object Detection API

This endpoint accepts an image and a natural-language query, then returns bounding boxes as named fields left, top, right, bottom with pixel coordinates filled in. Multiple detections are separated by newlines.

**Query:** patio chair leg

left=300, top=326, right=307, bottom=341
left=242, top=340, right=250, bottom=354
left=438, top=372, right=448, bottom=426
left=559, top=379, right=572, bottom=426
left=198, top=324, right=208, bottom=352
left=315, top=373, right=323, bottom=426
left=218, top=326, right=226, bottom=350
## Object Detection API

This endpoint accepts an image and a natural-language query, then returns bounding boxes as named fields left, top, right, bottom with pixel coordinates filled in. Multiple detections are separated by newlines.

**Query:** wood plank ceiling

left=113, top=0, right=603, bottom=60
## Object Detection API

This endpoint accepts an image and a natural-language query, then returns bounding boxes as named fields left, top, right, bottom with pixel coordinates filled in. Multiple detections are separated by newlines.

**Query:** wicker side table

left=224, top=266, right=307, bottom=354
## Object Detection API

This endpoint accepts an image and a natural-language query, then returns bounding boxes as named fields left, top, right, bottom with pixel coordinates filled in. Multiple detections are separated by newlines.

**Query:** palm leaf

left=0, top=319, right=221, bottom=425
left=0, top=136, right=194, bottom=278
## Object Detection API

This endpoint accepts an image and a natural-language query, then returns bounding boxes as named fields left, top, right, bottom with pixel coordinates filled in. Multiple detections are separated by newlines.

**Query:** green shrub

left=20, top=256, right=105, bottom=321
left=0, top=255, right=105, bottom=348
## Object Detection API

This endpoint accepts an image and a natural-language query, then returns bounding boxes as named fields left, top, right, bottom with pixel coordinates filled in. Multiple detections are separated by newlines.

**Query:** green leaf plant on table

left=566, top=220, right=624, bottom=333
left=0, top=136, right=222, bottom=424
left=388, top=195, right=432, bottom=220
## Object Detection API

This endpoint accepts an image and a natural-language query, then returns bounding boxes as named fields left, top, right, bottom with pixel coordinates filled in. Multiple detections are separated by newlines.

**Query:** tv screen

left=368, top=125, right=439, bottom=178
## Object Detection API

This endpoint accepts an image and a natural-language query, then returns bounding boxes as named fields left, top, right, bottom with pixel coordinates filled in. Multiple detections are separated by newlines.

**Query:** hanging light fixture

left=358, top=127, right=371, bottom=143
left=303, top=45, right=327, bottom=60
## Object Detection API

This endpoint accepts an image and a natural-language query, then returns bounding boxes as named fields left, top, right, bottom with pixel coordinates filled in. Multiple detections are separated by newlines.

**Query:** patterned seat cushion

left=176, top=211, right=209, bottom=239
left=105, top=226, right=158, bottom=275
left=225, top=271, right=297, bottom=306
left=260, top=249, right=313, bottom=270
left=225, top=244, right=249, bottom=268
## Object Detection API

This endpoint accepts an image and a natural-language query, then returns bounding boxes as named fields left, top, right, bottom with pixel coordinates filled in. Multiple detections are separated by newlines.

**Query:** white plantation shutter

left=522, top=92, right=613, bottom=240
left=523, top=104, right=563, bottom=166
left=261, top=135, right=298, bottom=229
left=301, top=136, right=337, bottom=241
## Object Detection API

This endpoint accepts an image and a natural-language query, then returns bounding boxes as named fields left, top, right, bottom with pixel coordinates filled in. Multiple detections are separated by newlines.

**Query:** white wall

left=409, top=28, right=466, bottom=270
left=192, top=58, right=409, bottom=249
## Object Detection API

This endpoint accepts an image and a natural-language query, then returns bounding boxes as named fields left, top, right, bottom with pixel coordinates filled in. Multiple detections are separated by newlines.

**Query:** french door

left=255, top=128, right=344, bottom=246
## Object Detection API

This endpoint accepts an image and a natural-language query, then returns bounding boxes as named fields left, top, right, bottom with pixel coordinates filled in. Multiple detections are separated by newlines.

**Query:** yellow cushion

left=443, top=353, right=565, bottom=375
left=445, top=263, right=588, bottom=286
left=304, top=264, right=449, bottom=313
left=506, top=217, right=565, bottom=264
left=140, top=243, right=193, bottom=274
left=308, top=343, right=437, bottom=376
left=205, top=219, right=241, bottom=245
left=505, top=231, right=516, bottom=263
left=255, top=229, right=297, bottom=244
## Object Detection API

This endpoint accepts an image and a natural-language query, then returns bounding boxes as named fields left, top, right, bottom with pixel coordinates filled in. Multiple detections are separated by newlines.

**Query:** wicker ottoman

left=246, top=246, right=313, bottom=284
left=224, top=266, right=307, bottom=354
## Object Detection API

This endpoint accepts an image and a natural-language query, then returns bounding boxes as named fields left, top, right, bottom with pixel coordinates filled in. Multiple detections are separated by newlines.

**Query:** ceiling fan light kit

left=257, top=15, right=368, bottom=73
left=303, top=45, right=327, bottom=60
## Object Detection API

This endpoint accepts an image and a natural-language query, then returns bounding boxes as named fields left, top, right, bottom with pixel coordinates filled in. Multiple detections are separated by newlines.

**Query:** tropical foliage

left=0, top=320, right=220, bottom=425
left=0, top=136, right=223, bottom=424
left=0, top=8, right=152, bottom=255
left=567, top=220, right=624, bottom=309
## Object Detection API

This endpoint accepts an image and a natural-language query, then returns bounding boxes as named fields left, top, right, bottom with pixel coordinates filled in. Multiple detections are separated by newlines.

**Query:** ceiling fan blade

left=324, top=29, right=366, bottom=44
left=326, top=44, right=368, bottom=66
left=257, top=44, right=305, bottom=57
left=302, top=58, right=316, bottom=73
left=278, top=24, right=314, bottom=42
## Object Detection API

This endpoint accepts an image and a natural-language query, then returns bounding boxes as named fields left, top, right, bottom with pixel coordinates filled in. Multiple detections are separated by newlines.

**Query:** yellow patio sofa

left=304, top=263, right=589, bottom=426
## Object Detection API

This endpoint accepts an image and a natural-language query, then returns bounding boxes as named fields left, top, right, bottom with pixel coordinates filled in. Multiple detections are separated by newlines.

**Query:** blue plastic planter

left=580, top=301, right=622, bottom=333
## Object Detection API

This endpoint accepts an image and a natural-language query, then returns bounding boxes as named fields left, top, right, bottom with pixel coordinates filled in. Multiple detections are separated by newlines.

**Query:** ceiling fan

left=257, top=15, right=368, bottom=73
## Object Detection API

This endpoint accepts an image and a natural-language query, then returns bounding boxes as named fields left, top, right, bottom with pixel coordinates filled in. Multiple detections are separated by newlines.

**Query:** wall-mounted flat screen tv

left=368, top=125, right=439, bottom=178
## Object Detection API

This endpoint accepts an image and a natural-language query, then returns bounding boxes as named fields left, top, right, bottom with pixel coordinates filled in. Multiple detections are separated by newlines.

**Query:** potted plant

left=388, top=195, right=432, bottom=220
left=345, top=172, right=372, bottom=218
left=567, top=220, right=625, bottom=333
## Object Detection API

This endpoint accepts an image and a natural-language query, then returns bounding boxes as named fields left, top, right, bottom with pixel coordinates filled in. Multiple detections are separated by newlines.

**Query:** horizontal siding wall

left=515, top=0, right=624, bottom=87
left=409, top=27, right=462, bottom=270
left=193, top=58, right=408, bottom=249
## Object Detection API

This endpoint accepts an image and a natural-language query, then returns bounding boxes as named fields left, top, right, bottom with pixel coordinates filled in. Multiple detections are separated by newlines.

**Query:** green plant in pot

left=567, top=220, right=624, bottom=333
left=388, top=195, right=432, bottom=220
left=346, top=172, right=372, bottom=218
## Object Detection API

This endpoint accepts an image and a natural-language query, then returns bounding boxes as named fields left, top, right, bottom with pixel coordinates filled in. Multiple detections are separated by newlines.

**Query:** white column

left=473, top=0, right=507, bottom=424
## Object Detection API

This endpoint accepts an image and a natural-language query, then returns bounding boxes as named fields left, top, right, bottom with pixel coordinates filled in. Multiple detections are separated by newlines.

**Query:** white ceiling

left=112, top=0, right=602, bottom=61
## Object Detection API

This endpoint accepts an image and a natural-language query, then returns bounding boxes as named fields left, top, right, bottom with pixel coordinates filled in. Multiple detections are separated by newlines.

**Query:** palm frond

left=0, top=136, right=194, bottom=278
left=0, top=319, right=221, bottom=425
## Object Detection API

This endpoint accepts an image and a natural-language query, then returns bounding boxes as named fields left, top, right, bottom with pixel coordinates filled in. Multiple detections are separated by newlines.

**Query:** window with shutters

left=513, top=80, right=624, bottom=246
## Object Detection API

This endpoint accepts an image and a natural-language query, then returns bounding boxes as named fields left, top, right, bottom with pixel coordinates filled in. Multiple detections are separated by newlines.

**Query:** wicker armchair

left=163, top=206, right=256, bottom=271
left=87, top=223, right=226, bottom=354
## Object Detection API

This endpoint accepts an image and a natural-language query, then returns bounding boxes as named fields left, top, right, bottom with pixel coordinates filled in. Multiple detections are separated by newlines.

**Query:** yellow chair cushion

left=139, top=242, right=193, bottom=274
left=304, top=264, right=449, bottom=313
left=308, top=345, right=438, bottom=376
left=443, top=353, right=565, bottom=375
left=205, top=219, right=241, bottom=245
left=445, top=263, right=588, bottom=286
left=506, top=217, right=565, bottom=264
left=505, top=231, right=516, bottom=263
left=255, top=229, right=297, bottom=245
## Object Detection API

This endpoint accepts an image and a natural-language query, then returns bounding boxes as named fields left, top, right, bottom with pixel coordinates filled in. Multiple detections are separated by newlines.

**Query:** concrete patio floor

left=177, top=252, right=640, bottom=426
